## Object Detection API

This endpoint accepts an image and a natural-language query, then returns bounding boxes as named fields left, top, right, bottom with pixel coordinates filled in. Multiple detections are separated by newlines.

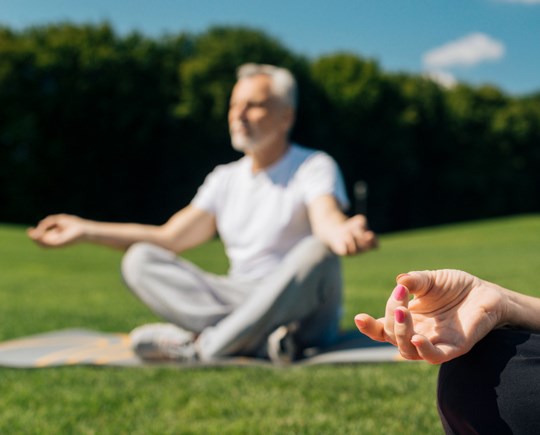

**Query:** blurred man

left=28, top=63, right=377, bottom=363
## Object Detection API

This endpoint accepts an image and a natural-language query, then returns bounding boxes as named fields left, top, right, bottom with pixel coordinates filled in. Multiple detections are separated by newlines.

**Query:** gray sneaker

left=266, top=322, right=299, bottom=365
left=129, top=323, right=197, bottom=362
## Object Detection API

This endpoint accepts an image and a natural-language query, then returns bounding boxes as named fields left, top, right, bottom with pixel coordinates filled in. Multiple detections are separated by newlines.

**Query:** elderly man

left=28, top=63, right=377, bottom=363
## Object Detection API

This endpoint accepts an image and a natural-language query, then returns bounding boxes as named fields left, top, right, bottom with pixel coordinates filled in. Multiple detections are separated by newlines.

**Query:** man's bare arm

left=28, top=205, right=217, bottom=253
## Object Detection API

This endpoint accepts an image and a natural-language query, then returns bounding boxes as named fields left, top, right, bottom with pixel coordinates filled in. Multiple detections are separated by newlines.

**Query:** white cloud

left=422, top=33, right=505, bottom=69
left=424, top=70, right=457, bottom=89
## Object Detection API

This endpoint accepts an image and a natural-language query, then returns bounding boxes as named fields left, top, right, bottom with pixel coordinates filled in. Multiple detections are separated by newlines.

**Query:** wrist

left=501, top=287, right=540, bottom=331
left=79, top=219, right=97, bottom=242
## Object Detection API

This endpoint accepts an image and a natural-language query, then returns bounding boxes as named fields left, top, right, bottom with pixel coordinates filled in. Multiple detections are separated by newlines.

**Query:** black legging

left=437, top=329, right=540, bottom=435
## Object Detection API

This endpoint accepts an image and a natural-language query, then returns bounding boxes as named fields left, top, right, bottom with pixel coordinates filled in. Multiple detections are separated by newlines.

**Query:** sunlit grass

left=0, top=214, right=538, bottom=434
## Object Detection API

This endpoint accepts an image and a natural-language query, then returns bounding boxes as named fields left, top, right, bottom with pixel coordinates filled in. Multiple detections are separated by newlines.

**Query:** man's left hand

left=328, top=214, right=378, bottom=256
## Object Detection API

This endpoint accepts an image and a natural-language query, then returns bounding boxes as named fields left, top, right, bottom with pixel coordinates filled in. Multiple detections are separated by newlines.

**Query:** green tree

left=0, top=23, right=190, bottom=223
left=1, top=23, right=539, bottom=232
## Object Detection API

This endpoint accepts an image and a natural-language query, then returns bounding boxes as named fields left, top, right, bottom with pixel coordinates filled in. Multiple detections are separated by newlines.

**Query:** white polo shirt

left=191, top=144, right=349, bottom=280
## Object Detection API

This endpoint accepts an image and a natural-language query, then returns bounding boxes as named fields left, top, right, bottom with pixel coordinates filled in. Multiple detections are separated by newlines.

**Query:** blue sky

left=1, top=0, right=539, bottom=95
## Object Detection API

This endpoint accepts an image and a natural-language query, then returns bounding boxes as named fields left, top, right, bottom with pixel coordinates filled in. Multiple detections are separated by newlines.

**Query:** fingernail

left=392, top=284, right=407, bottom=301
left=394, top=309, right=405, bottom=324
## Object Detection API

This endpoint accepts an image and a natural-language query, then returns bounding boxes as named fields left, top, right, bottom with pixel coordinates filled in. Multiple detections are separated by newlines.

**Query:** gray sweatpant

left=121, top=236, right=342, bottom=361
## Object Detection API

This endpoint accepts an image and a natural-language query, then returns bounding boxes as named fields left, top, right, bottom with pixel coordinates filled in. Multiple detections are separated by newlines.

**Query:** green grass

left=1, top=215, right=539, bottom=434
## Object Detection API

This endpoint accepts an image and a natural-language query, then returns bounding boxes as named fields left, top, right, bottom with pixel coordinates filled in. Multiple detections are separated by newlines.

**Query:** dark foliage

left=1, top=24, right=538, bottom=232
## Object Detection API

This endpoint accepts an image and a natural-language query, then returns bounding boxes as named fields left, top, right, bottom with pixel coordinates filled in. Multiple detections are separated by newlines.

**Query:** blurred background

left=1, top=0, right=539, bottom=233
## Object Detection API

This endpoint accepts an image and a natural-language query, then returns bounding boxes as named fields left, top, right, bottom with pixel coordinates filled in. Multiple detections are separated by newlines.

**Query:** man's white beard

left=231, top=135, right=251, bottom=151
left=230, top=133, right=257, bottom=152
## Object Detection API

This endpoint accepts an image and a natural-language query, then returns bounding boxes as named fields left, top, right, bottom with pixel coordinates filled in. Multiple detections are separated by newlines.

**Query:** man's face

left=228, top=74, right=293, bottom=152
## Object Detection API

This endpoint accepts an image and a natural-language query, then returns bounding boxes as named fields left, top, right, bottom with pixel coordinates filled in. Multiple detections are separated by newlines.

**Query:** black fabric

left=437, top=329, right=540, bottom=435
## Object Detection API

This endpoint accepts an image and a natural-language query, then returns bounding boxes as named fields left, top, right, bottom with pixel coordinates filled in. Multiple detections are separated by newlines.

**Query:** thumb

left=396, top=270, right=437, bottom=297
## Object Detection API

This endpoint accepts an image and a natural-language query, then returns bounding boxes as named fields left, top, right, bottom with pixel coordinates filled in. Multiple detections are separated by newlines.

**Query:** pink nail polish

left=393, top=284, right=407, bottom=301
left=394, top=309, right=405, bottom=323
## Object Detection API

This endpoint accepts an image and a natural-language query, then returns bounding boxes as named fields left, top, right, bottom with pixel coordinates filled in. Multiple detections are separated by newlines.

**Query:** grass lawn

left=0, top=214, right=539, bottom=434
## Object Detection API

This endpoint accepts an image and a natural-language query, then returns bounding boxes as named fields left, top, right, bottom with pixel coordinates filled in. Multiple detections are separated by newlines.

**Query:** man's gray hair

left=237, top=63, right=298, bottom=110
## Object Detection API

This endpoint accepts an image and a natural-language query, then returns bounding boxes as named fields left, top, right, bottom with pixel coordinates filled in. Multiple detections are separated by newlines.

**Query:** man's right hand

left=27, top=206, right=217, bottom=252
left=27, top=214, right=88, bottom=248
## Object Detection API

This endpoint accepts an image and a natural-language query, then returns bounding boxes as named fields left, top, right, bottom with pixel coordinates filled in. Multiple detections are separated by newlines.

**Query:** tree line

left=1, top=23, right=539, bottom=232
